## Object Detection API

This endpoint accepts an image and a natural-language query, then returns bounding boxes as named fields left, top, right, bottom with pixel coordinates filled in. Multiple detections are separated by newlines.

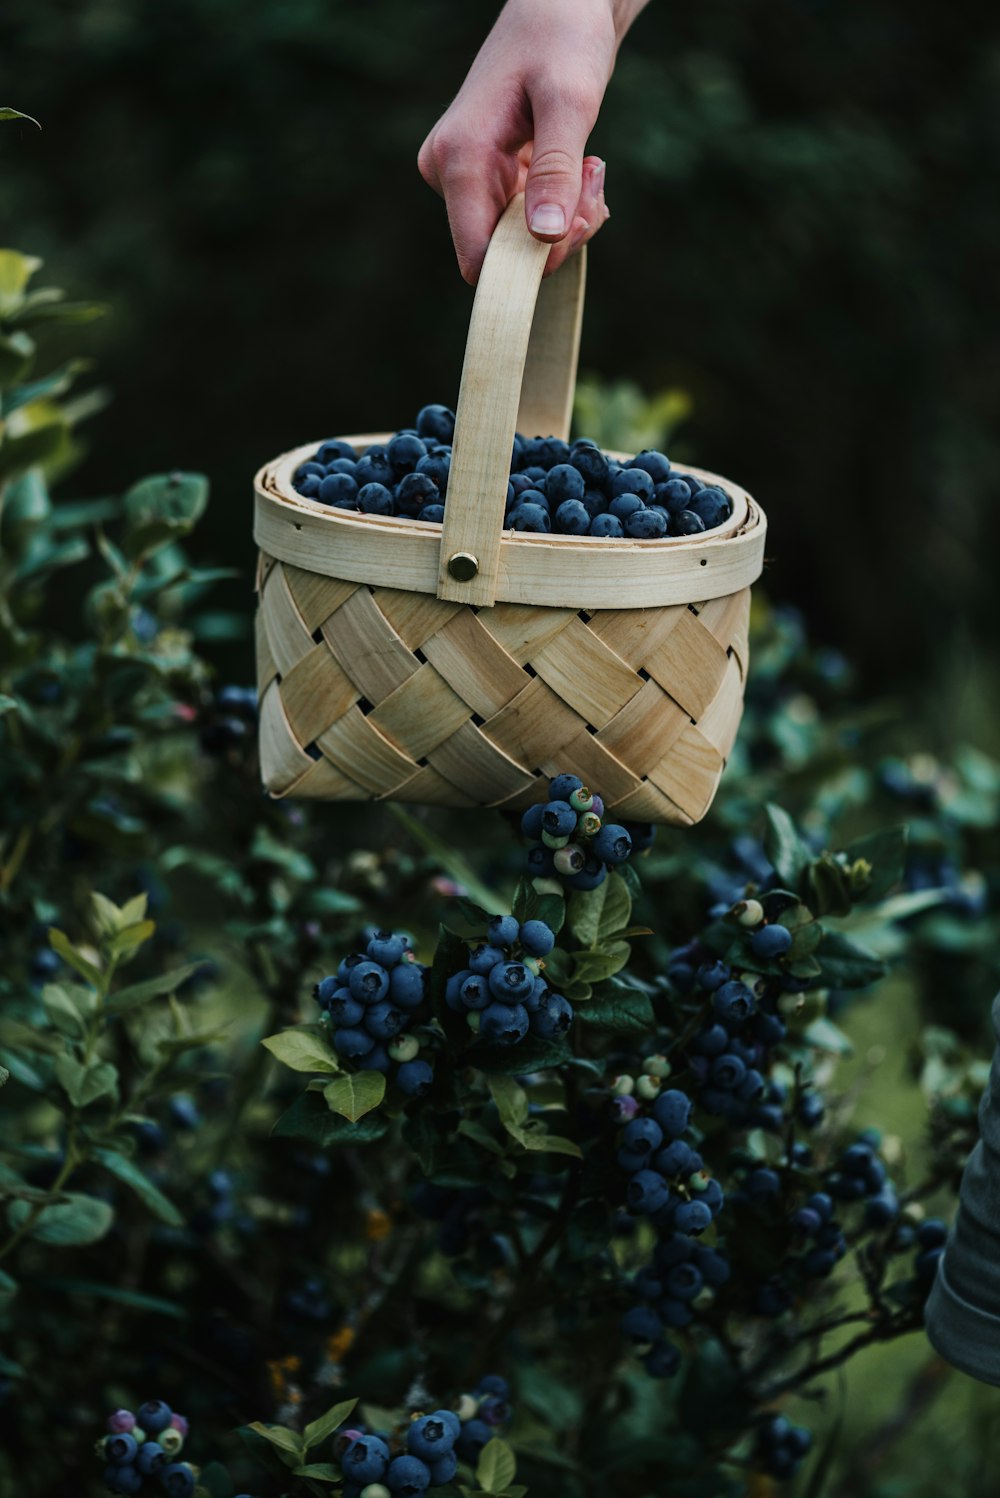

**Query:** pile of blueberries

left=337, top=1374, right=513, bottom=1496
left=96, top=1401, right=196, bottom=1496
left=520, top=772, right=653, bottom=891
left=616, top=1087, right=729, bottom=1378
left=314, top=930, right=434, bottom=1097
left=445, top=913, right=573, bottom=1049
left=291, top=403, right=734, bottom=540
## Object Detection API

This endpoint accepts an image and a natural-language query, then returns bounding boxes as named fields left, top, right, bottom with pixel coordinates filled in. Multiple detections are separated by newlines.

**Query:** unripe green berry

left=576, top=811, right=602, bottom=838
left=689, top=1169, right=712, bottom=1193
left=523, top=955, right=542, bottom=976
left=734, top=898, right=764, bottom=927
left=542, top=830, right=570, bottom=849
left=611, top=1074, right=635, bottom=1097
left=388, top=1033, right=420, bottom=1062
left=569, top=786, right=595, bottom=813
left=642, top=1054, right=671, bottom=1079
left=361, top=1486, right=392, bottom=1498
left=457, top=1393, right=479, bottom=1421
left=466, top=1011, right=481, bottom=1033
left=159, top=1428, right=184, bottom=1458
left=131, top=1428, right=147, bottom=1446
left=553, top=844, right=586, bottom=875
left=635, top=1074, right=662, bottom=1101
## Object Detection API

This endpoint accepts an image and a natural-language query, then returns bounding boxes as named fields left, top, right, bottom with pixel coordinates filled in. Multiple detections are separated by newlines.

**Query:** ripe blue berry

left=487, top=914, right=520, bottom=949
left=397, top=1059, right=434, bottom=1097
left=355, top=452, right=395, bottom=489
left=917, top=1218, right=948, bottom=1249
left=553, top=498, right=591, bottom=534
left=609, top=491, right=644, bottom=521
left=106, top=1433, right=138, bottom=1465
left=417, top=503, right=445, bottom=524
left=660, top=478, right=692, bottom=511
left=670, top=509, right=707, bottom=536
left=546, top=463, right=585, bottom=505
left=103, top=1469, right=142, bottom=1496
left=342, top=1435, right=392, bottom=1484
left=318, top=472, right=360, bottom=507
left=415, top=404, right=455, bottom=444
left=459, top=974, right=491, bottom=1010
left=388, top=962, right=425, bottom=1010
left=673, top=1199, right=713, bottom=1234
left=480, top=1002, right=529, bottom=1045
left=652, top=1090, right=692, bottom=1139
left=629, top=449, right=671, bottom=483
left=468, top=943, right=505, bottom=975
left=518, top=919, right=555, bottom=956
left=713, top=980, right=756, bottom=1025
left=620, top=1304, right=664, bottom=1343
left=665, top=1262, right=704, bottom=1301
left=542, top=799, right=577, bottom=838
left=488, top=961, right=534, bottom=1002
left=690, top=485, right=732, bottom=530
left=407, top=1413, right=457, bottom=1460
left=334, top=1027, right=376, bottom=1059
left=592, top=824, right=632, bottom=864
left=136, top=1401, right=172, bottom=1436
left=395, top=472, right=439, bottom=515
left=747, top=1167, right=782, bottom=1201
left=710, top=1053, right=747, bottom=1090
left=364, top=1001, right=405, bottom=1040
left=696, top=960, right=730, bottom=992
left=565, top=857, right=607, bottom=890
left=429, top=1452, right=458, bottom=1484
left=589, top=512, right=625, bottom=537
left=530, top=993, right=573, bottom=1038
left=317, top=439, right=357, bottom=465
left=367, top=931, right=407, bottom=966
left=136, top=1442, right=167, bottom=1475
left=507, top=501, right=550, bottom=532
left=387, top=433, right=428, bottom=473
left=455, top=1418, right=492, bottom=1459
left=655, top=1140, right=696, bottom=1176
left=415, top=452, right=450, bottom=491
left=750, top=924, right=793, bottom=959
left=520, top=803, right=546, bottom=839
left=160, top=1465, right=196, bottom=1498
left=348, top=961, right=390, bottom=1003
left=622, top=1117, right=663, bottom=1155
left=612, top=468, right=654, bottom=502
left=627, top=1169, right=670, bottom=1214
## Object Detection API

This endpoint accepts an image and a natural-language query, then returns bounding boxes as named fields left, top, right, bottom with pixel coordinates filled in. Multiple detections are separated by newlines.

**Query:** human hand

left=418, top=0, right=647, bottom=283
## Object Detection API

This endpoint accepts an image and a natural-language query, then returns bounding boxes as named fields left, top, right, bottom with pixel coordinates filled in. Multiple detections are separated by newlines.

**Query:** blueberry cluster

left=445, top=913, right=573, bottom=1048
left=520, top=772, right=652, bottom=889
left=616, top=1087, right=728, bottom=1377
left=96, top=1401, right=194, bottom=1496
left=337, top=1375, right=513, bottom=1496
left=673, top=959, right=792, bottom=1127
left=755, top=1415, right=813, bottom=1481
left=826, top=1132, right=899, bottom=1228
left=199, top=683, right=258, bottom=754
left=896, top=1216, right=948, bottom=1299
left=314, top=930, right=434, bottom=1097
left=291, top=404, right=733, bottom=540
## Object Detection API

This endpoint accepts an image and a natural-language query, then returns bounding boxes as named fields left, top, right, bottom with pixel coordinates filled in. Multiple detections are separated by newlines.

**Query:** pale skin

left=418, top=0, right=651, bottom=284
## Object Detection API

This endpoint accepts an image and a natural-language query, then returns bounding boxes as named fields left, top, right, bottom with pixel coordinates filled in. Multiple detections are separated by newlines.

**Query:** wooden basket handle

left=435, top=194, right=587, bottom=606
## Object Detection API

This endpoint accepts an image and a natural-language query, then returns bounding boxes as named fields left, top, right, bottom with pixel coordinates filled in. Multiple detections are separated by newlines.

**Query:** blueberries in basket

left=291, top=407, right=735, bottom=539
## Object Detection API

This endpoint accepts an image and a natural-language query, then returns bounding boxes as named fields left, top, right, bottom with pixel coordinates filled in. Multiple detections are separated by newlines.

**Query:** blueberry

left=625, top=507, right=668, bottom=539
left=519, top=919, right=555, bottom=956
left=107, top=1411, right=137, bottom=1434
left=530, top=993, right=573, bottom=1038
left=103, top=1469, right=143, bottom=1496
left=670, top=509, right=707, bottom=536
left=660, top=478, right=692, bottom=511
left=394, top=472, right=439, bottom=516
left=627, top=1168, right=670, bottom=1214
left=658, top=1296, right=694, bottom=1328
left=342, top=1435, right=392, bottom=1484
left=396, top=1059, right=433, bottom=1097
left=690, top=485, right=731, bottom=531
left=526, top=844, right=556, bottom=876
left=747, top=1167, right=782, bottom=1201
left=651, top=1090, right=691, bottom=1139
left=535, top=435, right=571, bottom=470
left=542, top=800, right=577, bottom=838
left=479, top=1002, right=529, bottom=1045
left=915, top=1245, right=945, bottom=1280
left=589, top=513, right=625, bottom=537
left=609, top=491, right=644, bottom=521
left=488, top=961, right=534, bottom=1003
left=620, top=1304, right=664, bottom=1342
left=553, top=498, right=591, bottom=534
left=644, top=1341, right=681, bottom=1378
left=388, top=963, right=425, bottom=1011
left=917, top=1218, right=948, bottom=1249
left=468, top=943, right=506, bottom=975
left=476, top=1374, right=510, bottom=1398
left=612, top=467, right=654, bottom=502
left=454, top=1418, right=492, bottom=1459
left=488, top=914, right=520, bottom=949
left=655, top=1139, right=696, bottom=1176
left=364, top=1001, right=406, bottom=1040
left=713, top=980, right=756, bottom=1025
left=803, top=1246, right=837, bottom=1277
left=693, top=1023, right=729, bottom=1057
left=865, top=1188, right=900, bottom=1227
left=334, top=1027, right=376, bottom=1058
left=318, top=472, right=360, bottom=507
left=564, top=857, right=607, bottom=890
left=316, top=439, right=358, bottom=465
left=415, top=451, right=451, bottom=491
left=750, top=924, right=793, bottom=959
left=507, top=501, right=550, bottom=532
left=355, top=452, right=395, bottom=488
left=459, top=974, right=491, bottom=1010
left=693, top=1245, right=732, bottom=1287
left=710, top=1053, right=747, bottom=1090
left=520, top=803, right=546, bottom=840
left=387, top=433, right=428, bottom=473
left=106, top=1433, right=139, bottom=1465
left=407, top=1412, right=456, bottom=1461
left=592, top=824, right=632, bottom=864
left=570, top=441, right=610, bottom=487
left=418, top=503, right=445, bottom=523
left=328, top=456, right=359, bottom=477
left=549, top=773, right=584, bottom=800
left=357, top=482, right=395, bottom=516
left=580, top=486, right=609, bottom=517
left=509, top=471, right=536, bottom=496
left=673, top=1199, right=713, bottom=1234
left=295, top=473, right=322, bottom=498
left=415, top=405, right=456, bottom=443
left=160, top=1465, right=196, bottom=1498
left=737, top=1067, right=765, bottom=1102
left=622, top=1117, right=663, bottom=1155
left=136, top=1442, right=167, bottom=1475
left=617, top=1145, right=649, bottom=1173
left=429, top=1452, right=458, bottom=1484
left=665, top=1261, right=704, bottom=1301
left=136, top=1401, right=173, bottom=1436
left=297, top=460, right=325, bottom=480
left=348, top=961, right=391, bottom=1003
left=629, top=449, right=671, bottom=484
left=546, top=463, right=586, bottom=505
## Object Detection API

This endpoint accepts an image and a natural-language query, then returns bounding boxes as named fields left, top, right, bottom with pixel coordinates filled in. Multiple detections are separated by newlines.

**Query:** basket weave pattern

left=256, top=550, right=750, bottom=826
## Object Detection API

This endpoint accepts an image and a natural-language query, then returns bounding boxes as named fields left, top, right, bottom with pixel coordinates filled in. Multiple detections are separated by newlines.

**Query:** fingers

left=523, top=83, right=597, bottom=244
left=419, top=124, right=523, bottom=285
left=542, top=154, right=609, bottom=277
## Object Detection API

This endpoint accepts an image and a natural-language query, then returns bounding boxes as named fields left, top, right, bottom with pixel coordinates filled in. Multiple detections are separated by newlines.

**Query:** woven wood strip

left=483, top=675, right=584, bottom=770
left=420, top=608, right=528, bottom=719
left=367, top=664, right=471, bottom=762
left=256, top=557, right=751, bottom=823
left=322, top=586, right=419, bottom=704
left=316, top=707, right=420, bottom=794
left=280, top=641, right=359, bottom=748
left=531, top=617, right=641, bottom=729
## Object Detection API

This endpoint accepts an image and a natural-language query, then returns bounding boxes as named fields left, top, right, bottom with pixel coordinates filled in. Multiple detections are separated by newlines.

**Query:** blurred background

left=2, top=0, right=999, bottom=737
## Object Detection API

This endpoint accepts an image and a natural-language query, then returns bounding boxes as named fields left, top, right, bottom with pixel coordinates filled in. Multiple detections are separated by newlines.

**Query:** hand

left=418, top=0, right=646, bottom=283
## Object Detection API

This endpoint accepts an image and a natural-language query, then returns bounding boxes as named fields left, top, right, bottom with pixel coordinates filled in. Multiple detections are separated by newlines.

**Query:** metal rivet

left=448, top=551, right=479, bottom=582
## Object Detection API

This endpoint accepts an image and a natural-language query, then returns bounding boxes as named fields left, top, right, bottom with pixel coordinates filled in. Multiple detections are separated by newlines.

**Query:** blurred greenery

left=1, top=0, right=998, bottom=722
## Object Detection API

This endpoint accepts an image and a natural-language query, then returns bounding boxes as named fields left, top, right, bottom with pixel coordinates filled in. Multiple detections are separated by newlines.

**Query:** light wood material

left=253, top=199, right=767, bottom=823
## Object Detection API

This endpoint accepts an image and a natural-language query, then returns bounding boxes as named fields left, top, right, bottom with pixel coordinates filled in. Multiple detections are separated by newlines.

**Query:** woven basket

left=254, top=196, right=766, bottom=825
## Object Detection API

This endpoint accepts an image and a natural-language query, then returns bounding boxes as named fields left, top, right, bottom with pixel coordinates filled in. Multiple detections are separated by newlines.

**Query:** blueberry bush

left=2, top=245, right=998, bottom=1498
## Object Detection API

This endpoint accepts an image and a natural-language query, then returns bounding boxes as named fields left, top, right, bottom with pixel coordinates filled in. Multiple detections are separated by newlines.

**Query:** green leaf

left=815, top=929, right=886, bottom=989
left=456, top=1120, right=508, bottom=1157
left=262, top=1029, right=341, bottom=1075
left=521, top=1132, right=582, bottom=1158
left=567, top=880, right=612, bottom=946
left=54, top=1055, right=118, bottom=1108
left=571, top=943, right=630, bottom=984
left=198, top=1461, right=234, bottom=1498
left=512, top=875, right=565, bottom=936
left=247, top=1422, right=305, bottom=1458
left=843, top=825, right=908, bottom=902
left=575, top=980, right=654, bottom=1033
left=0, top=693, right=18, bottom=718
left=47, top=928, right=102, bottom=989
left=0, top=330, right=34, bottom=385
left=122, top=471, right=210, bottom=557
left=106, top=919, right=156, bottom=957
left=291, top=1464, right=339, bottom=1480
left=470, top=1034, right=573, bottom=1075
left=0, top=420, right=68, bottom=480
left=104, top=961, right=208, bottom=1014
left=489, top=1075, right=529, bottom=1144
left=803, top=1017, right=854, bottom=1055
left=30, top=1274, right=186, bottom=1318
left=763, top=804, right=811, bottom=889
left=272, top=1089, right=390, bottom=1146
left=303, top=1396, right=359, bottom=1450
left=91, top=1147, right=184, bottom=1226
left=0, top=107, right=41, bottom=127
left=41, top=983, right=86, bottom=1038
left=597, top=872, right=632, bottom=942
left=807, top=854, right=853, bottom=918
left=90, top=891, right=124, bottom=939
left=477, top=1438, right=517, bottom=1494
left=7, top=1193, right=113, bottom=1245
left=324, top=1071, right=386, bottom=1122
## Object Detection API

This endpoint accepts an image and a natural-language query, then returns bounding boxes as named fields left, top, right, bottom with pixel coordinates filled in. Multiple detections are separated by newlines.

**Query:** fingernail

left=529, top=203, right=566, bottom=236
left=592, top=159, right=606, bottom=192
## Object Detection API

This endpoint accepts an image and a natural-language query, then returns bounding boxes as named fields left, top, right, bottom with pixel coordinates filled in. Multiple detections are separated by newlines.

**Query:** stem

left=759, top=1312, right=922, bottom=1399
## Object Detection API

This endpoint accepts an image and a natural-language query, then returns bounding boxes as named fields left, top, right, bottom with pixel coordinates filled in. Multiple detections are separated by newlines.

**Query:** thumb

left=523, top=93, right=592, bottom=243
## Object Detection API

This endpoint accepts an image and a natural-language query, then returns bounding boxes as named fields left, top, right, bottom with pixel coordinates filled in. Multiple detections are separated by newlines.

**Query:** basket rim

left=253, top=434, right=767, bottom=610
